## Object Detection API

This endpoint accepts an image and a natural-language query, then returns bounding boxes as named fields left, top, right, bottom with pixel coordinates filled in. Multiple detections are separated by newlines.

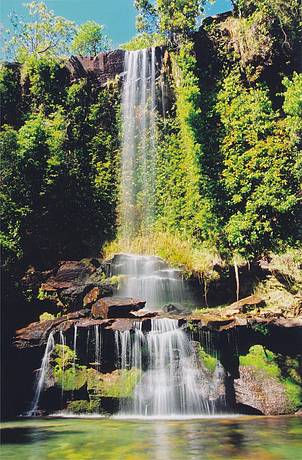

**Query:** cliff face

left=66, top=49, right=125, bottom=84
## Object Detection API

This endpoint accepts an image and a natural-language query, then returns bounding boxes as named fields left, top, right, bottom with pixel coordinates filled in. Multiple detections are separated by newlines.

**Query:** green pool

left=1, top=416, right=302, bottom=459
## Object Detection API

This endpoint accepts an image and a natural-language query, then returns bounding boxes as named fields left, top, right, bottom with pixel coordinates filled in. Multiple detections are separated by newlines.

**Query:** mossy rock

left=87, top=368, right=141, bottom=398
left=54, top=365, right=88, bottom=391
left=198, top=346, right=218, bottom=373
left=236, top=345, right=301, bottom=414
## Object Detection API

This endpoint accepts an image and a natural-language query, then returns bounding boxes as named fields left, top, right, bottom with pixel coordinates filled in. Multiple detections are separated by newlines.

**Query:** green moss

left=107, top=275, right=122, bottom=287
left=52, top=344, right=87, bottom=391
left=37, top=288, right=64, bottom=309
left=87, top=368, right=141, bottom=398
left=240, top=345, right=279, bottom=377
left=54, top=366, right=87, bottom=391
left=52, top=344, right=76, bottom=368
left=198, top=346, right=218, bottom=372
left=39, top=312, right=55, bottom=322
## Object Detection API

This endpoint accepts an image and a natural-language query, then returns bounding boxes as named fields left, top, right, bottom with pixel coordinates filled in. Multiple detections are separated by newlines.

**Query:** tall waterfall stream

left=29, top=48, right=225, bottom=418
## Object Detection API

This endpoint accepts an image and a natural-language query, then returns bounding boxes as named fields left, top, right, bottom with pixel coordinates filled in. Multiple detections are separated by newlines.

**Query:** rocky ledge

left=15, top=293, right=302, bottom=352
left=14, top=297, right=160, bottom=349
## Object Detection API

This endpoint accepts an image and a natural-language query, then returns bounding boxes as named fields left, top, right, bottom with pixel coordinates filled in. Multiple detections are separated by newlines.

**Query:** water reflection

left=1, top=416, right=302, bottom=460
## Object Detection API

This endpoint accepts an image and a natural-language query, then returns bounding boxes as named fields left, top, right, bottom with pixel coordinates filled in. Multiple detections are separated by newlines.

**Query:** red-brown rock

left=41, top=261, right=96, bottom=291
left=234, top=365, right=295, bottom=415
left=130, top=309, right=159, bottom=319
left=83, top=287, right=102, bottom=307
left=91, top=297, right=146, bottom=319
left=66, top=50, right=125, bottom=85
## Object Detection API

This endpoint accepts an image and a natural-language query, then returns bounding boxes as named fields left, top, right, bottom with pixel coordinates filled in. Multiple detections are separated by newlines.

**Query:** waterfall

left=117, top=49, right=197, bottom=310
left=120, top=48, right=158, bottom=237
left=26, top=49, right=223, bottom=419
left=95, top=325, right=102, bottom=371
left=111, top=253, right=194, bottom=310
left=28, top=332, right=55, bottom=416
left=59, top=331, right=65, bottom=406
left=115, top=318, right=215, bottom=417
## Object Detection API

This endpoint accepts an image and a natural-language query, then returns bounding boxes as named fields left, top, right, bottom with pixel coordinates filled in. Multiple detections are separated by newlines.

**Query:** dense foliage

left=1, top=0, right=301, bottom=273
left=71, top=21, right=110, bottom=56
left=0, top=58, right=120, bottom=271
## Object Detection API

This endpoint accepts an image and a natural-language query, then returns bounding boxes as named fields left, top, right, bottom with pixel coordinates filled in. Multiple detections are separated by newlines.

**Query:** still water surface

left=1, top=416, right=302, bottom=460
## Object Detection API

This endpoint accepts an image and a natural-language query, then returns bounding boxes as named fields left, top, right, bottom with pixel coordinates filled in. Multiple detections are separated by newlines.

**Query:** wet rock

left=91, top=297, right=146, bottom=319
left=22, top=259, right=113, bottom=312
left=66, top=309, right=91, bottom=320
left=105, top=318, right=134, bottom=332
left=15, top=317, right=64, bottom=348
left=130, top=309, right=159, bottom=318
left=76, top=318, right=114, bottom=329
left=15, top=309, right=91, bottom=348
left=58, top=284, right=95, bottom=310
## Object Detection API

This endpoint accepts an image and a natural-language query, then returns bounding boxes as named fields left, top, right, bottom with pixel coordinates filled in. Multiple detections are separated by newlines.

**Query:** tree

left=3, top=1, right=76, bottom=61
left=133, top=0, right=206, bottom=40
left=157, top=0, right=203, bottom=37
left=134, top=0, right=157, bottom=33
left=216, top=70, right=300, bottom=258
left=71, top=21, right=110, bottom=57
left=232, top=0, right=302, bottom=54
left=283, top=72, right=302, bottom=147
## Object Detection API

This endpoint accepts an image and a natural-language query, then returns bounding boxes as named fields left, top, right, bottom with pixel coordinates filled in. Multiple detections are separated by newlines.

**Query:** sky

left=1, top=0, right=232, bottom=48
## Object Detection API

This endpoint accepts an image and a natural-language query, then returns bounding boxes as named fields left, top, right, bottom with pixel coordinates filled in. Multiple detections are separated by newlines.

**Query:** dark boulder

left=15, top=309, right=90, bottom=348
left=83, top=286, right=106, bottom=307
left=162, top=303, right=189, bottom=315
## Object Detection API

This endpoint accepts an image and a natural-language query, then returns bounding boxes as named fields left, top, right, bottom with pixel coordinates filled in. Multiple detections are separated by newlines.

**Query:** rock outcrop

left=22, top=259, right=113, bottom=312
left=14, top=304, right=160, bottom=349
left=234, top=365, right=295, bottom=415
left=66, top=50, right=125, bottom=85
left=91, top=297, right=146, bottom=319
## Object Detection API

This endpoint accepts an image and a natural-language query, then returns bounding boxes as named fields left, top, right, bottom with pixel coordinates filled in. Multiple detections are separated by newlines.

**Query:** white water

left=28, top=332, right=55, bottom=416
left=59, top=331, right=65, bottom=406
left=115, top=318, right=215, bottom=416
left=120, top=48, right=157, bottom=237
left=111, top=253, right=194, bottom=310
left=94, top=325, right=102, bottom=371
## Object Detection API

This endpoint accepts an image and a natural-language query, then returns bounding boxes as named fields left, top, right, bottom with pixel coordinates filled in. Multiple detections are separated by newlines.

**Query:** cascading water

left=28, top=332, right=55, bottom=416
left=59, top=331, right=65, bottom=406
left=111, top=253, right=195, bottom=310
left=94, top=325, right=102, bottom=371
left=111, top=48, right=212, bottom=417
left=28, top=323, right=225, bottom=417
left=120, top=48, right=157, bottom=237
left=115, top=318, right=215, bottom=417
left=115, top=47, right=197, bottom=311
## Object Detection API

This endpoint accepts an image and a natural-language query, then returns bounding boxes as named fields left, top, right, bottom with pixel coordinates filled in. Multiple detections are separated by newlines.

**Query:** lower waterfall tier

left=115, top=318, right=220, bottom=416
